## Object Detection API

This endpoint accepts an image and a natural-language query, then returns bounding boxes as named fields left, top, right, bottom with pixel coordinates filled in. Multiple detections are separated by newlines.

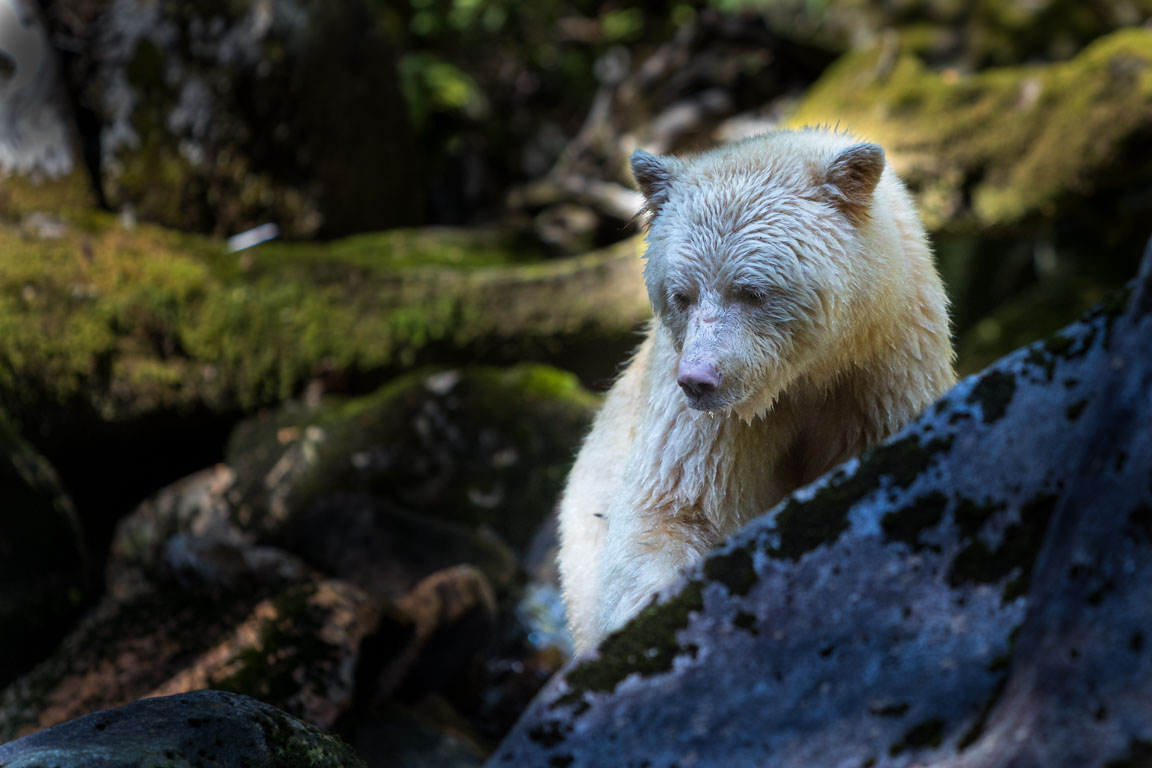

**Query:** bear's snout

left=677, top=360, right=722, bottom=402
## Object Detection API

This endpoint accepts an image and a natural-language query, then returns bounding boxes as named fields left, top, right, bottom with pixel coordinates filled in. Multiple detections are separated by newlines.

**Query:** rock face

left=0, top=690, right=365, bottom=768
left=0, top=412, right=88, bottom=688
left=489, top=243, right=1152, bottom=767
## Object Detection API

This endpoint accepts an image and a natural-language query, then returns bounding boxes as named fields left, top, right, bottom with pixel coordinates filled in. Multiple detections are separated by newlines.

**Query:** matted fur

left=558, top=128, right=956, bottom=653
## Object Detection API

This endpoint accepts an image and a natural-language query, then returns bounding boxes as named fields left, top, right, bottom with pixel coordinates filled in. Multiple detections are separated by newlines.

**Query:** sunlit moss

left=0, top=214, right=645, bottom=426
left=790, top=28, right=1152, bottom=232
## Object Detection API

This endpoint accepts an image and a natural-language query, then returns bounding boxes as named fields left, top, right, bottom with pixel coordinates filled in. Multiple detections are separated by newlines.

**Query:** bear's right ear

left=631, top=149, right=681, bottom=216
left=821, top=142, right=885, bottom=223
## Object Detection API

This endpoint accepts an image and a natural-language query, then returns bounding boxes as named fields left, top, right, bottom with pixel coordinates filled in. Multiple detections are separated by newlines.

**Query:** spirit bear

left=558, top=128, right=956, bottom=653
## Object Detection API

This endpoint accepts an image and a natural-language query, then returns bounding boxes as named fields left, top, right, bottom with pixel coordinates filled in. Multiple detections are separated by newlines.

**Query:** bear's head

left=632, top=130, right=888, bottom=420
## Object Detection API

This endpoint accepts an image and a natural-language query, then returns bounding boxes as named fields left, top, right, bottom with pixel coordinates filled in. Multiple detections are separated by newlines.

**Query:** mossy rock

left=791, top=28, right=1152, bottom=234
left=0, top=577, right=378, bottom=740
left=0, top=217, right=645, bottom=436
left=0, top=411, right=88, bottom=688
left=226, top=364, right=600, bottom=551
left=0, top=690, right=365, bottom=768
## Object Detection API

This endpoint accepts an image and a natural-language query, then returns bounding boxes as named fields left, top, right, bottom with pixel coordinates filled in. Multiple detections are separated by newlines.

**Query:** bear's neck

left=626, top=331, right=794, bottom=537
left=630, top=319, right=950, bottom=538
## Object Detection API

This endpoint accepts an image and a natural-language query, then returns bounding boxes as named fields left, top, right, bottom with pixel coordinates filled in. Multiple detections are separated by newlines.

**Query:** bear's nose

left=677, top=361, right=721, bottom=399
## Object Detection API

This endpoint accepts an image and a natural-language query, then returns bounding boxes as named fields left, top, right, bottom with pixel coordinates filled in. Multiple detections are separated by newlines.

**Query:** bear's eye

left=734, top=285, right=769, bottom=304
left=669, top=290, right=692, bottom=310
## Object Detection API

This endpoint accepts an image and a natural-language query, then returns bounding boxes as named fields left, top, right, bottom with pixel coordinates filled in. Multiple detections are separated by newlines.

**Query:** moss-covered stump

left=0, top=218, right=644, bottom=437
left=490, top=244, right=1152, bottom=767
left=0, top=576, right=378, bottom=741
left=0, top=412, right=88, bottom=688
left=225, top=364, right=599, bottom=552
left=0, top=690, right=365, bottom=768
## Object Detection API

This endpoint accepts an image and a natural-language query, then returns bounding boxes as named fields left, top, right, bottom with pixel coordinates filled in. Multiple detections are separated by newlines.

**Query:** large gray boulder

left=0, top=690, right=365, bottom=767
left=489, top=239, right=1152, bottom=767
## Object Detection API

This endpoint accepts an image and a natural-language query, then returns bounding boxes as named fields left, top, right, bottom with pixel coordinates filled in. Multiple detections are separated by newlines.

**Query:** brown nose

left=677, top=360, right=721, bottom=399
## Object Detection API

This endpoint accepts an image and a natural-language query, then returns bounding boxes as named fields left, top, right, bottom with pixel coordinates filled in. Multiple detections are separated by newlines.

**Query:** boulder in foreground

left=0, top=690, right=364, bottom=768
left=490, top=240, right=1152, bottom=767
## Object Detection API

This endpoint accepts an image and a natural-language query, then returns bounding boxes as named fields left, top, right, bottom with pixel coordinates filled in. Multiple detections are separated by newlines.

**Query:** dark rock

left=489, top=241, right=1152, bottom=767
left=225, top=365, right=598, bottom=552
left=106, top=464, right=305, bottom=601
left=0, top=411, right=88, bottom=687
left=376, top=566, right=498, bottom=704
left=0, top=577, right=378, bottom=739
left=347, top=701, right=486, bottom=768
left=0, top=689, right=365, bottom=767
left=288, top=494, right=517, bottom=603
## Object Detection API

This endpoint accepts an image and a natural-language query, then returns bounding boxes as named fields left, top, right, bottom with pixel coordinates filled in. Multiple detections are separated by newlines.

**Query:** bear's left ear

left=631, top=149, right=682, bottom=217
left=821, top=142, right=885, bottom=222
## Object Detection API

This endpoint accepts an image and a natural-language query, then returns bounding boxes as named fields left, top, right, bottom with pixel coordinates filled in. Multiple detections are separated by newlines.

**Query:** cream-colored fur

left=558, top=128, right=956, bottom=654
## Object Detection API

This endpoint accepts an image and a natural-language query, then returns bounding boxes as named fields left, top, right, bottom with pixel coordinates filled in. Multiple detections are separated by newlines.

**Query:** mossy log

left=790, top=28, right=1152, bottom=234
left=490, top=242, right=1152, bottom=767
left=0, top=219, right=646, bottom=432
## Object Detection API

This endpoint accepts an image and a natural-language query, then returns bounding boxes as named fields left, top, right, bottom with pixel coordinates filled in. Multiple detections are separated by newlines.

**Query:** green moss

left=558, top=580, right=705, bottom=705
left=967, top=370, right=1017, bottom=424
left=210, top=585, right=341, bottom=712
left=889, top=719, right=945, bottom=755
left=948, top=494, right=1058, bottom=601
left=790, top=28, right=1152, bottom=232
left=768, top=434, right=953, bottom=561
left=952, top=498, right=1007, bottom=540
left=0, top=216, right=643, bottom=428
left=702, top=546, right=758, bottom=596
left=252, top=708, right=366, bottom=768
left=0, top=170, right=97, bottom=222
left=881, top=492, right=950, bottom=550
left=732, top=611, right=758, bottom=634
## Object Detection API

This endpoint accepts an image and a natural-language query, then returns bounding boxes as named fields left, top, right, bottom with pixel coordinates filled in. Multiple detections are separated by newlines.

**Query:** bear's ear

left=631, top=149, right=681, bottom=217
left=822, top=142, right=885, bottom=222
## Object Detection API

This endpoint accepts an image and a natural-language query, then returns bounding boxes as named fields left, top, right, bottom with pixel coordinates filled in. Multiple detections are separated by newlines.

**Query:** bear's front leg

left=594, top=506, right=715, bottom=641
